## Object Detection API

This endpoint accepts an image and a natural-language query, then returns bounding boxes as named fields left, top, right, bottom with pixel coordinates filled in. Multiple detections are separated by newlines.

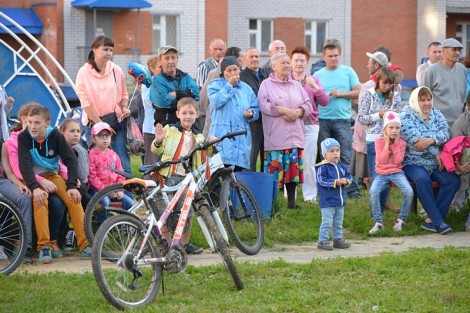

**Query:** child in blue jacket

left=316, top=138, right=352, bottom=251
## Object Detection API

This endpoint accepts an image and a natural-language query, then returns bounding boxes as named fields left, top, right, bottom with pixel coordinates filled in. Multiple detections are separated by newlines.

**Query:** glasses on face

left=96, top=134, right=111, bottom=139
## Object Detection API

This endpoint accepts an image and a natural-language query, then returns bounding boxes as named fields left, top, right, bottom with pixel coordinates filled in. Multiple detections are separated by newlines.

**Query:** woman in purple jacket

left=258, top=53, right=313, bottom=209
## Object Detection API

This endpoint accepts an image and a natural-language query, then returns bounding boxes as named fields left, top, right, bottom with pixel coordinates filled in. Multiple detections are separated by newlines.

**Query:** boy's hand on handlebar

left=208, top=135, right=218, bottom=145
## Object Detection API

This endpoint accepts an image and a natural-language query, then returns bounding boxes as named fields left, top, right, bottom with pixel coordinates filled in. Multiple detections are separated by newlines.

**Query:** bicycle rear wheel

left=222, top=180, right=264, bottom=255
left=199, top=202, right=243, bottom=290
left=92, top=214, right=162, bottom=310
left=0, top=196, right=27, bottom=275
left=85, top=184, right=142, bottom=245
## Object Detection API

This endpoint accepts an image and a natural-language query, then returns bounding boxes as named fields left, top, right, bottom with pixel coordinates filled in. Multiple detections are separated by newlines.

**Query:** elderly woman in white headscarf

left=399, top=86, right=459, bottom=234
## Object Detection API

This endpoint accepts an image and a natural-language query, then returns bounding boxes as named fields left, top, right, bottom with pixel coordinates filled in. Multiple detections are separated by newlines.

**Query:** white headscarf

left=408, top=86, right=433, bottom=120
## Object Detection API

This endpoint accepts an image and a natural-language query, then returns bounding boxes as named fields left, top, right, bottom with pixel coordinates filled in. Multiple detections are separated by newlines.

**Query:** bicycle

left=85, top=139, right=264, bottom=256
left=91, top=131, right=246, bottom=310
left=0, top=196, right=27, bottom=275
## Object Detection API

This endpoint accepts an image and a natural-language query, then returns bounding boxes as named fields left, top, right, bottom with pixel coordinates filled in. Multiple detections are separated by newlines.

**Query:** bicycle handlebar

left=138, top=130, right=247, bottom=175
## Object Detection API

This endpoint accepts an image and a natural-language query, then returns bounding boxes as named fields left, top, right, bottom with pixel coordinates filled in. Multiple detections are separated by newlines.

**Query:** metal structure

left=0, top=11, right=75, bottom=126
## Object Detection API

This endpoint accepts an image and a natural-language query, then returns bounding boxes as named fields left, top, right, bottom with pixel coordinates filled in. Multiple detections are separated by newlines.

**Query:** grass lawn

left=1, top=247, right=469, bottom=312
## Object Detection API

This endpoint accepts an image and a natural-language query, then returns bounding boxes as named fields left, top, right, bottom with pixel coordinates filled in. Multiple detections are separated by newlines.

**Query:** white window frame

left=456, top=22, right=469, bottom=56
left=152, top=15, right=180, bottom=53
left=248, top=19, right=273, bottom=54
left=305, top=21, right=328, bottom=56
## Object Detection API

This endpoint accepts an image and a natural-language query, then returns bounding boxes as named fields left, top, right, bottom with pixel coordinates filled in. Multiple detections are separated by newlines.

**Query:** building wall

left=416, top=0, right=447, bottom=71
left=205, top=0, right=228, bottom=59
left=226, top=0, right=352, bottom=68
left=352, top=0, right=417, bottom=82
left=33, top=2, right=64, bottom=83
left=64, top=0, right=205, bottom=81
left=141, top=0, right=205, bottom=78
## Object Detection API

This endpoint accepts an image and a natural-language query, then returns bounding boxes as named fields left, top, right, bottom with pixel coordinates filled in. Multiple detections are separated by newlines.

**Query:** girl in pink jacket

left=88, top=122, right=133, bottom=210
left=368, top=112, right=413, bottom=234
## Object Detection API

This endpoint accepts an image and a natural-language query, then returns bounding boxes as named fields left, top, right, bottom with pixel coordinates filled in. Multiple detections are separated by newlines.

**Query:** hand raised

left=154, top=123, right=166, bottom=144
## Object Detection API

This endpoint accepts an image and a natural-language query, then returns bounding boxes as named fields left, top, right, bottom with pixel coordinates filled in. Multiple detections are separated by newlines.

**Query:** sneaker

left=420, top=221, right=437, bottom=233
left=24, top=248, right=34, bottom=264
left=437, top=223, right=452, bottom=235
left=79, top=246, right=92, bottom=258
left=393, top=219, right=405, bottom=232
left=348, top=192, right=363, bottom=199
left=39, top=246, right=52, bottom=264
left=0, top=246, right=7, bottom=260
left=369, top=222, right=384, bottom=234
left=50, top=240, right=64, bottom=258
left=317, top=241, right=333, bottom=251
left=333, top=239, right=351, bottom=249
left=184, top=242, right=203, bottom=255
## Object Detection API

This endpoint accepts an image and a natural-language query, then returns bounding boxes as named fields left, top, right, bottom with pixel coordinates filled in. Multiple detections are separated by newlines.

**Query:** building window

left=456, top=22, right=470, bottom=55
left=305, top=21, right=327, bottom=55
left=152, top=15, right=178, bottom=53
left=249, top=19, right=272, bottom=53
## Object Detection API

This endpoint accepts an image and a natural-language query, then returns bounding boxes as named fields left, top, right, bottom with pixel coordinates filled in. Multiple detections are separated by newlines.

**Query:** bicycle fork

left=193, top=196, right=229, bottom=252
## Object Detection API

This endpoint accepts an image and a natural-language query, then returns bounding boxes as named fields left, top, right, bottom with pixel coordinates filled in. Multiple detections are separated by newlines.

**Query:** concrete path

left=16, top=231, right=470, bottom=274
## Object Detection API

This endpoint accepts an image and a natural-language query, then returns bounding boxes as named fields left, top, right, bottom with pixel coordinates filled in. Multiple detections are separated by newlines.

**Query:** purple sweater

left=258, top=73, right=313, bottom=151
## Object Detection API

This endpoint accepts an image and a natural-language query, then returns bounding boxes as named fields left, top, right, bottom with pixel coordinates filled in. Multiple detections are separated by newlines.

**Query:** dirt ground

left=15, top=231, right=470, bottom=274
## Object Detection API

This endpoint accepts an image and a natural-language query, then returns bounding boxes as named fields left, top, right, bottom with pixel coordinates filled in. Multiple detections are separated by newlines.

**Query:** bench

left=363, top=177, right=441, bottom=214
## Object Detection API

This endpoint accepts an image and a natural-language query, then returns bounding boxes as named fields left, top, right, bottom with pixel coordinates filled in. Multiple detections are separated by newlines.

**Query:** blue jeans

left=367, top=142, right=388, bottom=211
left=0, top=179, right=34, bottom=249
left=319, top=206, right=344, bottom=241
left=403, top=165, right=460, bottom=227
left=97, top=194, right=134, bottom=224
left=319, top=119, right=359, bottom=196
left=369, top=172, right=413, bottom=223
left=111, top=120, right=131, bottom=175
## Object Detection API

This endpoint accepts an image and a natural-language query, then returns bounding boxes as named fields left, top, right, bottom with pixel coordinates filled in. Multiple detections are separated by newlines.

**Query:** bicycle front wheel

left=92, top=214, right=162, bottom=310
left=199, top=203, right=243, bottom=290
left=0, top=196, right=27, bottom=275
left=222, top=180, right=264, bottom=255
left=85, top=184, right=142, bottom=245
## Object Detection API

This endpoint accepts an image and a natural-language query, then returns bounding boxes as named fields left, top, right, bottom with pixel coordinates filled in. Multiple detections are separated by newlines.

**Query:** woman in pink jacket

left=75, top=35, right=131, bottom=174
left=258, top=53, right=313, bottom=209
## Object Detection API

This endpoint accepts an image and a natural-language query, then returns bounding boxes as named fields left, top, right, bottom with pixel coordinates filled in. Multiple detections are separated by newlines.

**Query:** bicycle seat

left=122, top=178, right=157, bottom=195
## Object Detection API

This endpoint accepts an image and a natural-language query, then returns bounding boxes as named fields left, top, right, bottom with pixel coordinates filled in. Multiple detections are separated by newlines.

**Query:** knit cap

left=383, top=111, right=401, bottom=129
left=321, top=138, right=340, bottom=157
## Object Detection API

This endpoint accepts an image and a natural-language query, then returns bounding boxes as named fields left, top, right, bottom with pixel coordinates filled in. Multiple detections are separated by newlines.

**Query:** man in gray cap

left=150, top=45, right=200, bottom=127
left=421, top=38, right=467, bottom=128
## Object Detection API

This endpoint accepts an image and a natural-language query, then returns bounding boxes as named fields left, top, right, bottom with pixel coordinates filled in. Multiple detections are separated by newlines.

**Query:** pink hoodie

left=5, top=131, right=68, bottom=183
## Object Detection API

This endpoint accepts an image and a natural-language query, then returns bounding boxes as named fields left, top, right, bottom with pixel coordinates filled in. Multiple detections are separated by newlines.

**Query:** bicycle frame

left=123, top=153, right=229, bottom=267
left=116, top=152, right=227, bottom=216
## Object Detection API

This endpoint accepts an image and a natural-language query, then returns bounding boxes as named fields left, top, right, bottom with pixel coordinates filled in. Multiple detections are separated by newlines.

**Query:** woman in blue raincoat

left=208, top=56, right=259, bottom=170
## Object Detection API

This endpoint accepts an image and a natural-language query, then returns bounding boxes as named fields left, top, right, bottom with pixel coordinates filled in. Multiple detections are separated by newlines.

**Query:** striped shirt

left=196, top=58, right=218, bottom=88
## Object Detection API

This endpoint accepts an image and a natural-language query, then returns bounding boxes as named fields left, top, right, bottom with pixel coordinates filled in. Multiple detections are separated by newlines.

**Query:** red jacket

left=441, top=136, right=470, bottom=172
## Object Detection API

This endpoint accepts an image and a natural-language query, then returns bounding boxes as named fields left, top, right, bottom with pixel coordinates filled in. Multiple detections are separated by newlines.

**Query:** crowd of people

left=1, top=34, right=470, bottom=264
